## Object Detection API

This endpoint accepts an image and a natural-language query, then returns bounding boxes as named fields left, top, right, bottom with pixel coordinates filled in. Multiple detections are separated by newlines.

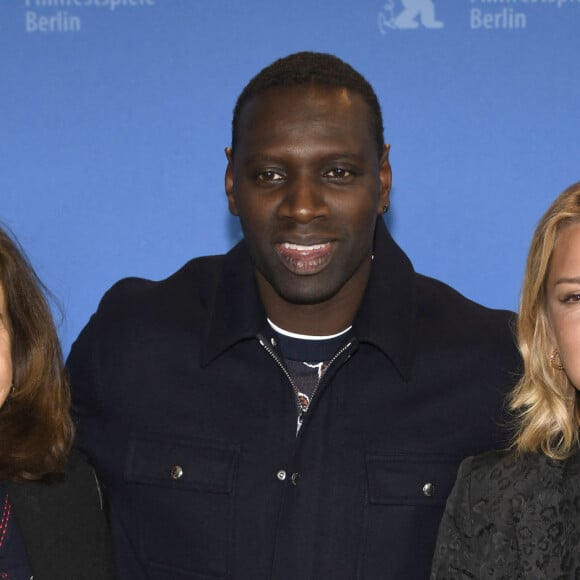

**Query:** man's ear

left=224, top=147, right=238, bottom=216
left=377, top=144, right=392, bottom=215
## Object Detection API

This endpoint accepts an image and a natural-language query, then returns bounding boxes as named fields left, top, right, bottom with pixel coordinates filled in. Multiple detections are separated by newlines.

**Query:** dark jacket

left=431, top=450, right=580, bottom=579
left=67, top=219, right=521, bottom=580
left=4, top=450, right=112, bottom=580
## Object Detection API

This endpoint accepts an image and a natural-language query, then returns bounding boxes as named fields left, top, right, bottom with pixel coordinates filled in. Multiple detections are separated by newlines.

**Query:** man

left=68, top=52, right=521, bottom=579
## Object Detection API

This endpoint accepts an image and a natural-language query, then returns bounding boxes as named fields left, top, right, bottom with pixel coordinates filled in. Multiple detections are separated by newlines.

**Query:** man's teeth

left=282, top=243, right=328, bottom=251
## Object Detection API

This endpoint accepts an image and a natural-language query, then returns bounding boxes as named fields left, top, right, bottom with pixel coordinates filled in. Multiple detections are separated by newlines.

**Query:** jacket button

left=276, top=470, right=287, bottom=481
left=422, top=482, right=434, bottom=497
left=171, top=465, right=184, bottom=480
left=291, top=472, right=300, bottom=486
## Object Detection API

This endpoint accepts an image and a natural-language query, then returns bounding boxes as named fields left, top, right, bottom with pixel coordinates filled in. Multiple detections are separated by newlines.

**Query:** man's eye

left=324, top=168, right=353, bottom=179
left=256, top=170, right=284, bottom=182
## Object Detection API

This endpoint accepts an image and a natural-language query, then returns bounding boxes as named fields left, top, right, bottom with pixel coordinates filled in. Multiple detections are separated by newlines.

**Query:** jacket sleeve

left=430, top=456, right=480, bottom=579
left=67, top=307, right=105, bottom=467
left=67, top=277, right=146, bottom=480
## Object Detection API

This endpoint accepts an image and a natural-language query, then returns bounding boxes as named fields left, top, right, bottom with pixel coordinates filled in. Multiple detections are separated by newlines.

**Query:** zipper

left=258, top=335, right=304, bottom=421
left=258, top=334, right=354, bottom=434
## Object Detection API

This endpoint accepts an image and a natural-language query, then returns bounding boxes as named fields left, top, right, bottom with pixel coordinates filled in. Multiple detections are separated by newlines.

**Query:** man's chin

left=273, top=281, right=341, bottom=306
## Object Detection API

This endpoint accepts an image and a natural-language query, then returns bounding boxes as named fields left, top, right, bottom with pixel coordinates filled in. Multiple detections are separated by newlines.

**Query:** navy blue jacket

left=67, top=219, right=521, bottom=580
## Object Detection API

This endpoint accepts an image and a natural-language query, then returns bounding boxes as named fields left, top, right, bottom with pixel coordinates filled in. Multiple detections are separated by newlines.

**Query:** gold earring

left=550, top=349, right=564, bottom=371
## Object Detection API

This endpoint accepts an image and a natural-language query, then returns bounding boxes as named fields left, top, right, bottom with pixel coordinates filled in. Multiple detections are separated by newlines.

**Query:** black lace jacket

left=431, top=450, right=580, bottom=579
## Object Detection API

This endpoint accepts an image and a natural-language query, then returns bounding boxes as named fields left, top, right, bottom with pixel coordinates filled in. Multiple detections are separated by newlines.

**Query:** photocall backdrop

left=1, top=0, right=579, bottom=354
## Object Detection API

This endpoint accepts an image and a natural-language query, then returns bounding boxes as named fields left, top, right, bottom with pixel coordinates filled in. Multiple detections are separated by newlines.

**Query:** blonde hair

left=510, top=182, right=580, bottom=459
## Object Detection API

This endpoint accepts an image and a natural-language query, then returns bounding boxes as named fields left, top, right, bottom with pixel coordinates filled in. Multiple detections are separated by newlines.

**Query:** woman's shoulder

left=63, top=449, right=104, bottom=498
left=461, top=448, right=571, bottom=501
left=65, top=448, right=100, bottom=481
left=5, top=449, right=102, bottom=508
left=5, top=450, right=112, bottom=578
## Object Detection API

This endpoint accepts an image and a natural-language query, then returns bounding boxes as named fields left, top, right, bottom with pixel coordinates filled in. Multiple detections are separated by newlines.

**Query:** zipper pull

left=296, top=411, right=305, bottom=435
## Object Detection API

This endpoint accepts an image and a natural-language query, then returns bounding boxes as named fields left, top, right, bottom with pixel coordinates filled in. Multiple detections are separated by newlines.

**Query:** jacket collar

left=202, top=218, right=416, bottom=382
left=201, top=241, right=266, bottom=366
left=353, top=218, right=416, bottom=382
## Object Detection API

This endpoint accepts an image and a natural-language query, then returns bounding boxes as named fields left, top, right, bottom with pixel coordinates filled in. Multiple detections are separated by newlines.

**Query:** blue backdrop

left=1, top=0, right=579, bottom=354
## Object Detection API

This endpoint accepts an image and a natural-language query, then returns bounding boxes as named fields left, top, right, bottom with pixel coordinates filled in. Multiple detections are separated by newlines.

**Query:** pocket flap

left=366, top=454, right=460, bottom=506
left=125, top=432, right=240, bottom=493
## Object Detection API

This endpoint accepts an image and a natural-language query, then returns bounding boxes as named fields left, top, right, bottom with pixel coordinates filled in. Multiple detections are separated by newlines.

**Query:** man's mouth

left=275, top=241, right=336, bottom=275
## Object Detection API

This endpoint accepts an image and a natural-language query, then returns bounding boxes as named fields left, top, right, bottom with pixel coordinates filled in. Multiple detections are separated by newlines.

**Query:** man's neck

left=255, top=260, right=371, bottom=336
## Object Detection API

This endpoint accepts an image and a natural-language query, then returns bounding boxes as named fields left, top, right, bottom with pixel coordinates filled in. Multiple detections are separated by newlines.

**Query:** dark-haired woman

left=0, top=225, right=112, bottom=579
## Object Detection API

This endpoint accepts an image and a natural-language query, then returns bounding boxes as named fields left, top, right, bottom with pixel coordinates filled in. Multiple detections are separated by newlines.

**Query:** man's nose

left=278, top=175, right=329, bottom=223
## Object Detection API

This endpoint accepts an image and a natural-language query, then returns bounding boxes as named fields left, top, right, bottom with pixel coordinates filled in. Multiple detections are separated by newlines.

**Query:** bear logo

left=378, top=0, right=443, bottom=33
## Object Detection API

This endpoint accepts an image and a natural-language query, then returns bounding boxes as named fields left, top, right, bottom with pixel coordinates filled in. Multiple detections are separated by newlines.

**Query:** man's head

left=225, top=52, right=391, bottom=334
left=230, top=51, right=385, bottom=160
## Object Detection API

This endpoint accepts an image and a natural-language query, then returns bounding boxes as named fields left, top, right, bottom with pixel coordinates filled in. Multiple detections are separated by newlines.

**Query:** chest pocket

left=366, top=454, right=459, bottom=506
left=125, top=432, right=239, bottom=579
left=359, top=454, right=461, bottom=580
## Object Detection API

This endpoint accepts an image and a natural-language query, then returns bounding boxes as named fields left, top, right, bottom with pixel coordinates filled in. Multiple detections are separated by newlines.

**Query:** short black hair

left=231, top=51, right=385, bottom=158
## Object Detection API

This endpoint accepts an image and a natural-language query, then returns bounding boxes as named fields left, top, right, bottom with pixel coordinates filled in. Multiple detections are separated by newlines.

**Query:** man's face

left=226, top=85, right=391, bottom=307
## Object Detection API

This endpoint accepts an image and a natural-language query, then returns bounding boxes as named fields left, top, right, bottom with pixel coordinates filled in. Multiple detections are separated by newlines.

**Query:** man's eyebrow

left=242, top=154, right=283, bottom=163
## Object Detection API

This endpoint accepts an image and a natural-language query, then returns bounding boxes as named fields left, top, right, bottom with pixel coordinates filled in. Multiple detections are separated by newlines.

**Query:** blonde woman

left=431, top=182, right=580, bottom=578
